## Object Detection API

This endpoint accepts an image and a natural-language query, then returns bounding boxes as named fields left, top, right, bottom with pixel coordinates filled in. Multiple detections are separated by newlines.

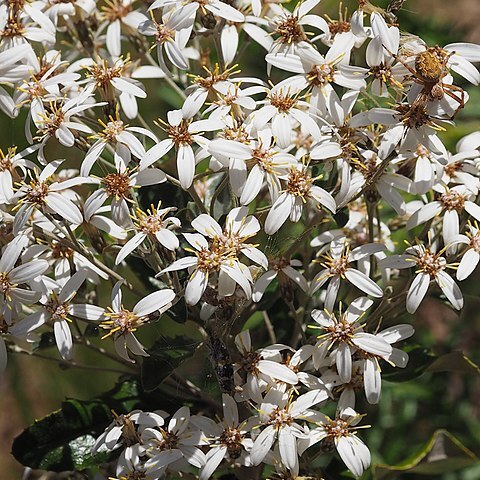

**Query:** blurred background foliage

left=2, top=0, right=480, bottom=478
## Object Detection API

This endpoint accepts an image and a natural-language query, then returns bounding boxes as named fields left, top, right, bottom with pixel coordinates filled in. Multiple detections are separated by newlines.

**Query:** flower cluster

left=1, top=0, right=480, bottom=478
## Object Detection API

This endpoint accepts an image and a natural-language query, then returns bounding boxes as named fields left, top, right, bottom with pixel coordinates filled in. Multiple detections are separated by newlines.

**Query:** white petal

left=54, top=319, right=73, bottom=360
left=133, top=289, right=175, bottom=316
left=406, top=272, right=430, bottom=314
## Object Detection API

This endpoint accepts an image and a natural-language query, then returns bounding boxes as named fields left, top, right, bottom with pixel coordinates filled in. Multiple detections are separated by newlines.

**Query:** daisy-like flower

left=249, top=387, right=329, bottom=471
left=83, top=56, right=147, bottom=115
left=310, top=297, right=392, bottom=382
left=266, top=33, right=364, bottom=111
left=86, top=166, right=166, bottom=228
left=266, top=0, right=328, bottom=56
left=93, top=409, right=165, bottom=454
left=115, top=203, right=180, bottom=265
left=10, top=269, right=90, bottom=360
left=300, top=407, right=371, bottom=478
left=407, top=185, right=480, bottom=244
left=0, top=145, right=37, bottom=203
left=141, top=406, right=206, bottom=474
left=248, top=86, right=321, bottom=149
left=87, top=281, right=176, bottom=362
left=311, top=237, right=385, bottom=311
left=0, top=234, right=48, bottom=309
left=252, top=257, right=308, bottom=303
left=380, top=242, right=463, bottom=313
left=195, top=394, right=253, bottom=480
left=233, top=330, right=298, bottom=403
left=264, top=164, right=336, bottom=235
left=12, top=160, right=93, bottom=233
left=208, top=130, right=298, bottom=205
left=140, top=109, right=223, bottom=189
left=138, top=6, right=195, bottom=74
left=81, top=113, right=157, bottom=176
left=159, top=207, right=263, bottom=305
left=31, top=93, right=102, bottom=150
left=0, top=2, right=56, bottom=49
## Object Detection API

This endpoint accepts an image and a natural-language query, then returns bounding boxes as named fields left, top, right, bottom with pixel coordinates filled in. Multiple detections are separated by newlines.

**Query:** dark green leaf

left=426, top=351, right=480, bottom=375
left=373, top=429, right=478, bottom=479
left=141, top=336, right=200, bottom=392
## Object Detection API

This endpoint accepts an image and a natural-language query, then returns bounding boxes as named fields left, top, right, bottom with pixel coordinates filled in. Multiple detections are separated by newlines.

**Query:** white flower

left=89, top=281, right=176, bottom=362
left=10, top=269, right=89, bottom=360
left=116, top=203, right=180, bottom=265
left=453, top=223, right=480, bottom=280
left=406, top=185, right=480, bottom=244
left=310, top=296, right=392, bottom=382
left=12, top=160, right=93, bottom=233
left=301, top=408, right=371, bottom=478
left=195, top=394, right=253, bottom=480
left=0, top=234, right=48, bottom=309
left=86, top=166, right=166, bottom=228
left=101, top=0, right=148, bottom=57
left=380, top=243, right=463, bottom=313
left=249, top=387, right=328, bottom=470
left=311, top=237, right=385, bottom=310
left=264, top=165, right=336, bottom=235
left=233, top=330, right=298, bottom=402
left=141, top=109, right=223, bottom=189
left=142, top=406, right=206, bottom=473
left=208, top=130, right=298, bottom=205
left=159, top=207, right=263, bottom=305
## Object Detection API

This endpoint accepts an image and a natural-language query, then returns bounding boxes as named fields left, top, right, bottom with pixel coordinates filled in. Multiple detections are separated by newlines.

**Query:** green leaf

left=12, top=379, right=139, bottom=471
left=426, top=351, right=480, bottom=375
left=141, top=335, right=200, bottom=392
left=373, top=429, right=478, bottom=479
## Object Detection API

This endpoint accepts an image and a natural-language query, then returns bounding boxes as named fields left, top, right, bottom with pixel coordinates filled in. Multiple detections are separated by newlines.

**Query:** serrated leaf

left=373, top=429, right=478, bottom=479
left=12, top=379, right=139, bottom=471
left=141, top=336, right=200, bottom=392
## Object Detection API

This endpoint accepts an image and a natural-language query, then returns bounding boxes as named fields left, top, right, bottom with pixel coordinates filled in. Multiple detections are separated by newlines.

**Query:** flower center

left=440, top=190, right=466, bottom=211
left=99, top=119, right=125, bottom=142
left=414, top=249, right=444, bottom=277
left=323, top=253, right=350, bottom=276
left=45, top=298, right=70, bottom=321
left=102, top=172, right=131, bottom=198
left=0, top=272, right=13, bottom=295
left=220, top=427, right=244, bottom=459
left=168, top=121, right=193, bottom=146
left=51, top=242, right=74, bottom=259
left=25, top=180, right=49, bottom=205
left=307, top=64, right=336, bottom=87
left=101, top=308, right=143, bottom=338
left=269, top=91, right=297, bottom=113
left=267, top=407, right=293, bottom=429
left=155, top=23, right=175, bottom=44
left=324, top=418, right=351, bottom=438
left=155, top=430, right=179, bottom=450
left=444, top=161, right=463, bottom=178
left=239, top=350, right=262, bottom=374
left=326, top=318, right=355, bottom=342
left=286, top=167, right=313, bottom=198
left=274, top=15, right=306, bottom=44
left=0, top=148, right=14, bottom=172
